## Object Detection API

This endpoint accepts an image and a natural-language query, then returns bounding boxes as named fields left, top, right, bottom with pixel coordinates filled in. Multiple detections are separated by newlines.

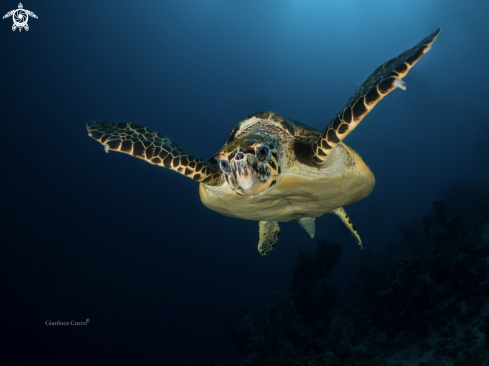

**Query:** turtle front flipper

left=87, top=121, right=222, bottom=185
left=309, top=28, right=441, bottom=166
left=332, top=207, right=362, bottom=249
left=258, top=221, right=280, bottom=256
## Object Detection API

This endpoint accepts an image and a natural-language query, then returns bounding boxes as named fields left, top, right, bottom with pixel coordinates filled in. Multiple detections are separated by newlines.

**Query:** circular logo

left=13, top=9, right=28, bottom=28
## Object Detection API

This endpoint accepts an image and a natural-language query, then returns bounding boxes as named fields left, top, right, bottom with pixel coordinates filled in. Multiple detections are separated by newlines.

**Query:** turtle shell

left=200, top=111, right=375, bottom=222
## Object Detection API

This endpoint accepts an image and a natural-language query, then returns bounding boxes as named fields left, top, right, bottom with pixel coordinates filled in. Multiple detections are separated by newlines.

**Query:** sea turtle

left=87, top=29, right=441, bottom=255
left=3, top=3, right=38, bottom=32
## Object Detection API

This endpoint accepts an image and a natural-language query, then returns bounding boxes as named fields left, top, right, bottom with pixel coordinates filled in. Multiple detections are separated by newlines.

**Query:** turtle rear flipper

left=309, top=28, right=441, bottom=166
left=258, top=221, right=280, bottom=256
left=296, top=217, right=315, bottom=238
left=87, top=121, right=222, bottom=185
left=332, top=207, right=362, bottom=249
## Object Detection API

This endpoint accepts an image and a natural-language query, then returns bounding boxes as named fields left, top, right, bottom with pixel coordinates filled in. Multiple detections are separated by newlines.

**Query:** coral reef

left=224, top=182, right=489, bottom=365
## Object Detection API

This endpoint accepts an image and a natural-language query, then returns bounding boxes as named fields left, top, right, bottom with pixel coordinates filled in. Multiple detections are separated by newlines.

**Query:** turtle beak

left=232, top=154, right=259, bottom=189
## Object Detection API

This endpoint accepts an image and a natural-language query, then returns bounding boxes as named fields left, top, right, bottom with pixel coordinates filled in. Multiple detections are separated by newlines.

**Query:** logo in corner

left=3, top=3, right=37, bottom=32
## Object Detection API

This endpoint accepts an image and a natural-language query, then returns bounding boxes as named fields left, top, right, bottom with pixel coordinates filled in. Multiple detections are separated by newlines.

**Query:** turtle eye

left=256, top=144, right=271, bottom=163
left=219, top=159, right=231, bottom=175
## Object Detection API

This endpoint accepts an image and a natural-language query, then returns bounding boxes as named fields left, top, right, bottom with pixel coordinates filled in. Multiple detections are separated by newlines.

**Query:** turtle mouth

left=218, top=138, right=279, bottom=196
left=231, top=154, right=271, bottom=192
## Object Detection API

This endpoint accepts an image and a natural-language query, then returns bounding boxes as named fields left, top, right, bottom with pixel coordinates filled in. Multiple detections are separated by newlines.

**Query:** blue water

left=2, top=1, right=489, bottom=365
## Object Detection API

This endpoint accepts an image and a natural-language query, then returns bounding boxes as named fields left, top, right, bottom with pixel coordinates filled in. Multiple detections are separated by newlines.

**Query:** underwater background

left=2, top=0, right=489, bottom=365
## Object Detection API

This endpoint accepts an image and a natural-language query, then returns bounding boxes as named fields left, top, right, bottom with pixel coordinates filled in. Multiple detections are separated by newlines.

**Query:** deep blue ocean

left=2, top=1, right=489, bottom=365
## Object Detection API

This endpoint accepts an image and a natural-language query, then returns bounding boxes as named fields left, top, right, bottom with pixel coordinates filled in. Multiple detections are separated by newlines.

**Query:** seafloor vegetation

left=222, top=182, right=489, bottom=366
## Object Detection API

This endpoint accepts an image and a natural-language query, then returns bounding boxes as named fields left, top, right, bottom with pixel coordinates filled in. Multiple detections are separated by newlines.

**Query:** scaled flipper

left=296, top=217, right=315, bottom=238
left=332, top=207, right=362, bottom=248
left=2, top=10, right=14, bottom=18
left=258, top=221, right=280, bottom=256
left=309, top=28, right=441, bottom=166
left=87, top=121, right=222, bottom=185
left=26, top=10, right=38, bottom=19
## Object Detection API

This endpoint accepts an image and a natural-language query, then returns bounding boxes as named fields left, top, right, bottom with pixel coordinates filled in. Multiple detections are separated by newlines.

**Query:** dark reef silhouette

left=222, top=182, right=489, bottom=366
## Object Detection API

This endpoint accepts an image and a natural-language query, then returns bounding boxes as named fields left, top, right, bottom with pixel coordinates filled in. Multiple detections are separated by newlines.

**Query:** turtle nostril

left=235, top=152, right=245, bottom=161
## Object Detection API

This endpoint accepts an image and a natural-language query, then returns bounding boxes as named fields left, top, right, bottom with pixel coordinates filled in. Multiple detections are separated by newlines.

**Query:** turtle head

left=218, top=136, right=280, bottom=196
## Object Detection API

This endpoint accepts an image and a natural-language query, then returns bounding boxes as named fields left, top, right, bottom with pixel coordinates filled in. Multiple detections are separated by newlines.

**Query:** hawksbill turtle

left=87, top=29, right=441, bottom=255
